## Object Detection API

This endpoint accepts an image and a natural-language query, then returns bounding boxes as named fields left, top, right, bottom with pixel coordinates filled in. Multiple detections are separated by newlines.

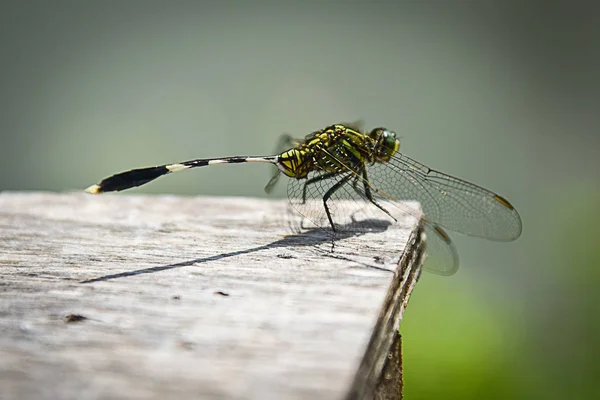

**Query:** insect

left=86, top=122, right=522, bottom=275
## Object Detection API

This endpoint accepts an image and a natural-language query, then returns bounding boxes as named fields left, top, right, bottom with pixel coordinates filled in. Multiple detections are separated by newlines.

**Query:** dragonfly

left=85, top=122, right=522, bottom=275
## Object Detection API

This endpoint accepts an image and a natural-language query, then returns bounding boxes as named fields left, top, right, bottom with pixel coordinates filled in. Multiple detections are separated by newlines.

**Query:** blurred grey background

left=1, top=1, right=599, bottom=399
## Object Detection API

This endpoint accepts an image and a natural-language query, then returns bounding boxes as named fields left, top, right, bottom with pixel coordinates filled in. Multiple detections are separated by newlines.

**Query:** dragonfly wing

left=421, top=223, right=459, bottom=275
left=287, top=169, right=460, bottom=274
left=367, top=153, right=523, bottom=241
left=287, top=169, right=412, bottom=233
left=339, top=120, right=365, bottom=132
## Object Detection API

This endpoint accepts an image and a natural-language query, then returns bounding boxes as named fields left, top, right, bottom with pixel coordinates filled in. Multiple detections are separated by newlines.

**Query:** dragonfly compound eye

left=369, top=128, right=400, bottom=161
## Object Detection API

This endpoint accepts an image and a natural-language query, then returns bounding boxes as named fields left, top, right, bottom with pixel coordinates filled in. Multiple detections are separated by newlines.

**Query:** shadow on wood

left=0, top=192, right=425, bottom=400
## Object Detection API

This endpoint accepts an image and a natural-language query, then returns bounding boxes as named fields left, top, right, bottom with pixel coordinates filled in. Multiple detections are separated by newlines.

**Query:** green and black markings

left=86, top=123, right=522, bottom=275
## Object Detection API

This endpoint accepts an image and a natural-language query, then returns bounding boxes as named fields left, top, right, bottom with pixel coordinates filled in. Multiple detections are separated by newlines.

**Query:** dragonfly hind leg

left=322, top=173, right=353, bottom=232
left=301, top=171, right=339, bottom=204
left=359, top=167, right=397, bottom=223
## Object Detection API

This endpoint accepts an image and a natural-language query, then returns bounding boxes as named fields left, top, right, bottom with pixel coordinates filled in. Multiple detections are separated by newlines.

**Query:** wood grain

left=0, top=191, right=424, bottom=400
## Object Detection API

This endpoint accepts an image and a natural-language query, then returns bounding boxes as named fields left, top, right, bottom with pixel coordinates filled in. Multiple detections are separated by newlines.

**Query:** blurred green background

left=1, top=1, right=599, bottom=398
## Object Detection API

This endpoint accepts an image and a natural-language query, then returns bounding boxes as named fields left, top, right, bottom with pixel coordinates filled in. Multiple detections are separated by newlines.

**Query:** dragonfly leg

left=360, top=167, right=397, bottom=222
left=301, top=171, right=339, bottom=204
left=322, top=173, right=353, bottom=232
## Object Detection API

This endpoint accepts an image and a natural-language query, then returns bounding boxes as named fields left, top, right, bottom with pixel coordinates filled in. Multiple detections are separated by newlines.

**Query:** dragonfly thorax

left=276, top=125, right=401, bottom=180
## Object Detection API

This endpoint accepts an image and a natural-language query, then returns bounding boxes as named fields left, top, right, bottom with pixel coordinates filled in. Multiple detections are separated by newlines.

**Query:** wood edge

left=346, top=221, right=425, bottom=400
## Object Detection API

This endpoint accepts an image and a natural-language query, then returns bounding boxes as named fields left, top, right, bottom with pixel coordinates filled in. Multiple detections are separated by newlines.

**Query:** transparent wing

left=284, top=142, right=522, bottom=275
left=287, top=166, right=461, bottom=275
left=340, top=120, right=365, bottom=132
left=367, top=153, right=523, bottom=241
left=422, top=223, right=459, bottom=276
left=287, top=169, right=410, bottom=233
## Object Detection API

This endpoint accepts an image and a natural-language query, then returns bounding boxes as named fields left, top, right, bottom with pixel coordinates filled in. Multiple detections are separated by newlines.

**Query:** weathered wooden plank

left=0, top=191, right=424, bottom=400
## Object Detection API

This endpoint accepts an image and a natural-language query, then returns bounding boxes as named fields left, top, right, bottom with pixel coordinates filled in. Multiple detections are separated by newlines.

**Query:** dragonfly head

left=368, top=127, right=400, bottom=162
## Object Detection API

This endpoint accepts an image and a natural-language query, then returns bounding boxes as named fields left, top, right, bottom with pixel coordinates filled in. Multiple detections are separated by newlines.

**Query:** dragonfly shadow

left=79, top=218, right=392, bottom=284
